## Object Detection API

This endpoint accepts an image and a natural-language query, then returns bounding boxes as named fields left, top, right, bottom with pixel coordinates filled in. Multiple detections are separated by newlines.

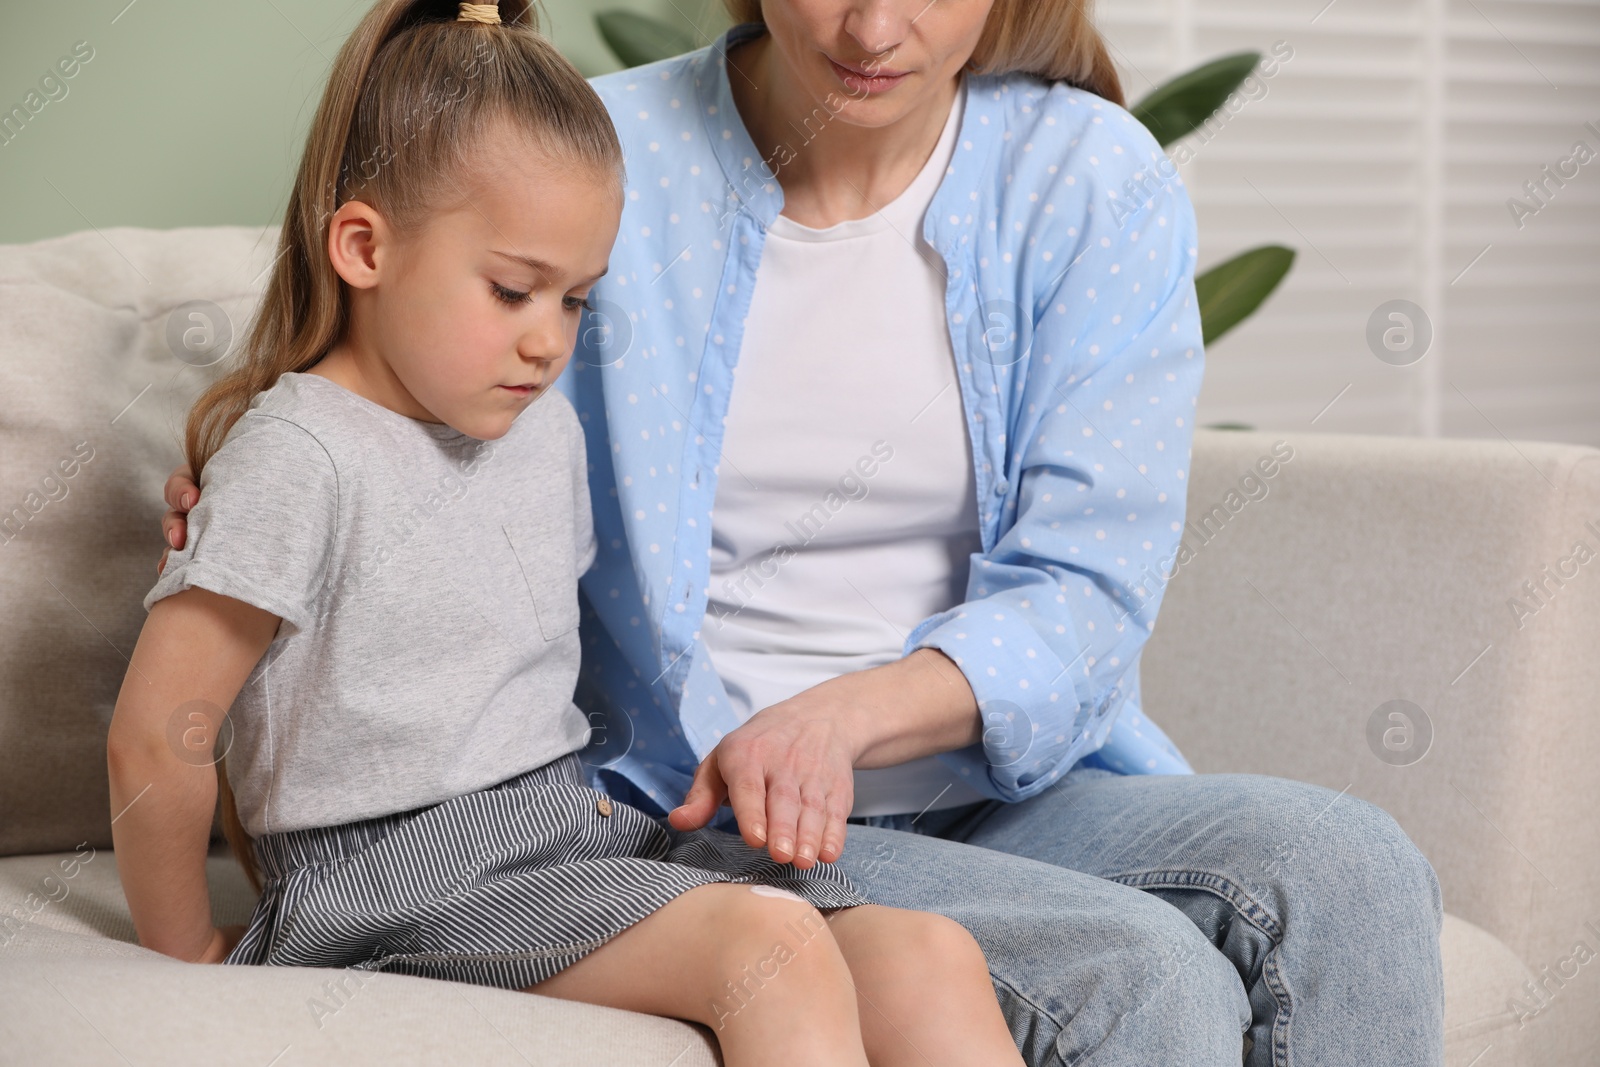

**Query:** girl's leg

left=825, top=904, right=1026, bottom=1067
left=523, top=881, right=870, bottom=1067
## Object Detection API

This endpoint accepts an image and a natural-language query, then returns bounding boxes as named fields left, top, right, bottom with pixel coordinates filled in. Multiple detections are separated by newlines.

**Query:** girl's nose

left=519, top=309, right=569, bottom=363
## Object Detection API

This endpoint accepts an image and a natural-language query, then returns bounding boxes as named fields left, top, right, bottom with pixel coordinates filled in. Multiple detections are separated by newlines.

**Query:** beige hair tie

left=456, top=3, right=501, bottom=25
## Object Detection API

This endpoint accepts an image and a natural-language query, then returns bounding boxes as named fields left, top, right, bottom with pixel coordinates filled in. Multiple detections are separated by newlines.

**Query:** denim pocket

left=503, top=520, right=580, bottom=640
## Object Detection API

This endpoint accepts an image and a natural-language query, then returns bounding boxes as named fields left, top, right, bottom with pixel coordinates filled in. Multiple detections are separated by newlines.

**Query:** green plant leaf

left=1195, top=245, right=1295, bottom=346
left=1131, top=52, right=1262, bottom=148
left=595, top=10, right=698, bottom=69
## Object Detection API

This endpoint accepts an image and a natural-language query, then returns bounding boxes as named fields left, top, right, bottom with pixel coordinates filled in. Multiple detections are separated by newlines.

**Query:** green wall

left=0, top=0, right=732, bottom=244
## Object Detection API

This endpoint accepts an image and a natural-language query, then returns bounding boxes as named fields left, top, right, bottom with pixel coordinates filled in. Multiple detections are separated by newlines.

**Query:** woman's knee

left=1222, top=775, right=1443, bottom=931
left=1314, top=789, right=1442, bottom=929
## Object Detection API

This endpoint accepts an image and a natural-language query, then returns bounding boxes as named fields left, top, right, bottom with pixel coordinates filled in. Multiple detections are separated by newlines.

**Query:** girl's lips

left=828, top=56, right=910, bottom=94
left=500, top=384, right=538, bottom=396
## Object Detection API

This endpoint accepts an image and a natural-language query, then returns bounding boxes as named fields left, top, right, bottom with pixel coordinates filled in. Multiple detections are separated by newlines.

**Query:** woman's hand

left=666, top=648, right=983, bottom=869
left=668, top=693, right=860, bottom=870
left=193, top=924, right=247, bottom=964
left=158, top=465, right=199, bottom=576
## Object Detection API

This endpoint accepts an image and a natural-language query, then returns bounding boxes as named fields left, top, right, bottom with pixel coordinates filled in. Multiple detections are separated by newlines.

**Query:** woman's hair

left=721, top=0, right=1124, bottom=107
left=195, top=0, right=623, bottom=894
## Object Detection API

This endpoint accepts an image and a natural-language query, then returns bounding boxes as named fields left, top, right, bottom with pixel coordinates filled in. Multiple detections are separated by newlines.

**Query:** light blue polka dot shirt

left=557, top=21, right=1203, bottom=829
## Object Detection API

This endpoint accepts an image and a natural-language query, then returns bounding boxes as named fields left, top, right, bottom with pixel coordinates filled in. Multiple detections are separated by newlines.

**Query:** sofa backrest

left=0, top=224, right=280, bottom=854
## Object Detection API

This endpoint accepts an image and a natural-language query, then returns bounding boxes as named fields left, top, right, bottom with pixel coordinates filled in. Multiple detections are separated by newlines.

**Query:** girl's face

left=756, top=0, right=995, bottom=127
left=325, top=134, right=621, bottom=441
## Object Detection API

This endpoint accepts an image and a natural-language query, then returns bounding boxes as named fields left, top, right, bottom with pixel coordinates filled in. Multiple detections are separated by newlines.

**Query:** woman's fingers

left=722, top=756, right=774, bottom=852
left=161, top=509, right=186, bottom=551
left=754, top=767, right=851, bottom=869
left=817, top=819, right=847, bottom=865
left=788, top=793, right=835, bottom=869
left=163, top=465, right=198, bottom=512
left=756, top=775, right=803, bottom=864
left=666, top=750, right=727, bottom=831
left=160, top=465, right=197, bottom=559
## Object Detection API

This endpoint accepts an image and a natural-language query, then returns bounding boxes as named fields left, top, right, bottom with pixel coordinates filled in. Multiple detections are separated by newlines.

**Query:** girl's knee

left=907, top=911, right=987, bottom=969
left=837, top=906, right=988, bottom=979
left=714, top=884, right=841, bottom=968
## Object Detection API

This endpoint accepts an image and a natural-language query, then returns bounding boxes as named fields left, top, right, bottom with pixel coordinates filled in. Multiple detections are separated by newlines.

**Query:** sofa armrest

left=1140, top=429, right=1600, bottom=992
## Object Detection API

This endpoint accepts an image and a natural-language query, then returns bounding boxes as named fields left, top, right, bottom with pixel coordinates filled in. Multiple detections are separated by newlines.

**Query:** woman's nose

left=843, top=1, right=913, bottom=56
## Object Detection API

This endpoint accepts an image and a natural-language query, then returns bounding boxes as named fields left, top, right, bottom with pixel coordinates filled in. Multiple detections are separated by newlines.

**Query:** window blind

left=1094, top=0, right=1600, bottom=445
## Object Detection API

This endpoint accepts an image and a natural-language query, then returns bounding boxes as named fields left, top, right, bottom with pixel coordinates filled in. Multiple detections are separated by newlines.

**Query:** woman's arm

left=107, top=586, right=281, bottom=961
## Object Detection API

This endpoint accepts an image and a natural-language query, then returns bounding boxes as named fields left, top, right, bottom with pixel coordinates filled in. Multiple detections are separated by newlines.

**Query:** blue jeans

left=840, top=767, right=1444, bottom=1066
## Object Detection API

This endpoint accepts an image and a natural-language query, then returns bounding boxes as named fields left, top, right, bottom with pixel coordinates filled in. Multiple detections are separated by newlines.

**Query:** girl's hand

left=159, top=465, right=200, bottom=576
left=193, top=924, right=247, bottom=964
left=667, top=686, right=864, bottom=870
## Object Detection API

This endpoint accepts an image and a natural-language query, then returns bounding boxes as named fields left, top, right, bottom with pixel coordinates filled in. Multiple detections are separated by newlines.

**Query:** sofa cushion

left=0, top=847, right=721, bottom=1064
left=0, top=224, right=278, bottom=856
left=0, top=846, right=1534, bottom=1066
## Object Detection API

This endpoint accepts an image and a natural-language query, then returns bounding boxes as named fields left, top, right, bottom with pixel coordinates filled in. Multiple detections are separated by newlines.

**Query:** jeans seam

left=1105, top=869, right=1293, bottom=1067
left=985, top=969, right=1071, bottom=1066
left=1260, top=949, right=1294, bottom=1067
left=994, top=957, right=1218, bottom=1067
left=1103, top=869, right=1284, bottom=942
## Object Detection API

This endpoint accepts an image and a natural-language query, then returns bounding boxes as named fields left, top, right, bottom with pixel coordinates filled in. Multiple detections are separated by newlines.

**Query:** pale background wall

left=0, top=0, right=710, bottom=243
left=2, top=0, right=1595, bottom=445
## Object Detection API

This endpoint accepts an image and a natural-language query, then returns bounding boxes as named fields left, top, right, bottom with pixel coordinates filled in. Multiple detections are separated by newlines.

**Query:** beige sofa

left=2, top=226, right=1595, bottom=1065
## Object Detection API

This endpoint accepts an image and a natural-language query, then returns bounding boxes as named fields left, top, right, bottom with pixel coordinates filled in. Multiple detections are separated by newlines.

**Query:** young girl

left=108, top=3, right=1025, bottom=1063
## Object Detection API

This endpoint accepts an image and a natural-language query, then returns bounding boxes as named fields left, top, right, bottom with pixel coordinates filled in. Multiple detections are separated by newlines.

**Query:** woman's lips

left=828, top=55, right=909, bottom=95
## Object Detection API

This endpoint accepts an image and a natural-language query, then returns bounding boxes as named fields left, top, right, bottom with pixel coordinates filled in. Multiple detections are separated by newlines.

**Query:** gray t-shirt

left=145, top=371, right=597, bottom=836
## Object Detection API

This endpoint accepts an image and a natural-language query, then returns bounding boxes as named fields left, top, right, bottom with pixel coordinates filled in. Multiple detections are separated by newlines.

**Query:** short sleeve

left=144, top=413, right=339, bottom=638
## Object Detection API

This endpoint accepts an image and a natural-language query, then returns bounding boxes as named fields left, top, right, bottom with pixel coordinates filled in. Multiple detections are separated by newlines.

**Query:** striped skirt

left=224, top=750, right=874, bottom=989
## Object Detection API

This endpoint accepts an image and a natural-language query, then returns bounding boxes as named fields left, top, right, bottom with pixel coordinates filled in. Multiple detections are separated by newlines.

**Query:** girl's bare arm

left=106, top=586, right=281, bottom=961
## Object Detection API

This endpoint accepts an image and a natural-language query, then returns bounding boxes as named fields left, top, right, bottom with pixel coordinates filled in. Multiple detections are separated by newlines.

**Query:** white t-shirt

left=705, top=79, right=991, bottom=818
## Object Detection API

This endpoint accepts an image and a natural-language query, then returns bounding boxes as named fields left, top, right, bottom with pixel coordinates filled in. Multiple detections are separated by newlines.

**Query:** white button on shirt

left=703, top=80, right=993, bottom=817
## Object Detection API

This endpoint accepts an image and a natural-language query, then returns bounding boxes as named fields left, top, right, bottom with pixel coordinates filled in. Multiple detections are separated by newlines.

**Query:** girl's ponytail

left=195, top=0, right=622, bottom=893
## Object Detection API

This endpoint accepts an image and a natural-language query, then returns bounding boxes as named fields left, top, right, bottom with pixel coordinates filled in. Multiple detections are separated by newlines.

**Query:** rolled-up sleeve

left=905, top=169, right=1204, bottom=802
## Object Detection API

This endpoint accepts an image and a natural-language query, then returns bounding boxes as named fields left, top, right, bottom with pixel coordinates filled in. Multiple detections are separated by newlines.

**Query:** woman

left=162, top=1, right=1445, bottom=1062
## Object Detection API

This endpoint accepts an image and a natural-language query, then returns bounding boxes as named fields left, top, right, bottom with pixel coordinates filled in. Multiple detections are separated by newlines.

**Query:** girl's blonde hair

left=197, top=0, right=623, bottom=894
left=721, top=0, right=1124, bottom=107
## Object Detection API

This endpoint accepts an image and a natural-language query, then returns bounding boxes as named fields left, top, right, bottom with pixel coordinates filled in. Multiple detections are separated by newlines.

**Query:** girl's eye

left=491, top=283, right=532, bottom=306
left=564, top=295, right=597, bottom=313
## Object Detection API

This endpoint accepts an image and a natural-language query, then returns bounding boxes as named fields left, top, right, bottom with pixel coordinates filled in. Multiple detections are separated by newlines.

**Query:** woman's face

left=757, top=0, right=996, bottom=127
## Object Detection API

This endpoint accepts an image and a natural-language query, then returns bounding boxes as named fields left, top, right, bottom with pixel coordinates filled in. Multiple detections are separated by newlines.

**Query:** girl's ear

left=325, top=199, right=390, bottom=291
